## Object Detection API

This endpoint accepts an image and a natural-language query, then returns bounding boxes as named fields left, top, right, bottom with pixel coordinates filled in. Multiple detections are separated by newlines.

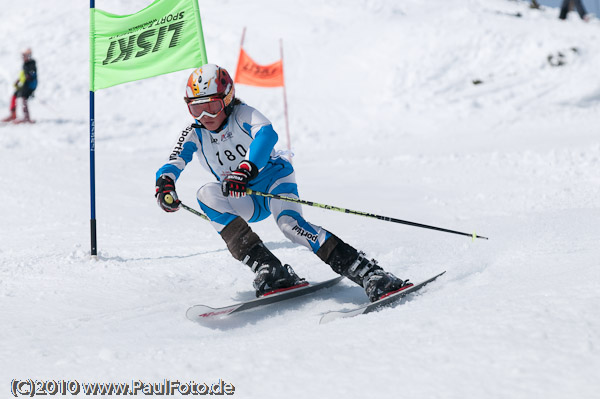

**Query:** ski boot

left=317, top=235, right=411, bottom=302
left=362, top=261, right=413, bottom=302
left=242, top=242, right=306, bottom=297
left=220, top=217, right=306, bottom=297
left=253, top=261, right=306, bottom=296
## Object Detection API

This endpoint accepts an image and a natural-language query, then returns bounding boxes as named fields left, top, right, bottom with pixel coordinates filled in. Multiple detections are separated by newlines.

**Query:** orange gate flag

left=234, top=47, right=284, bottom=87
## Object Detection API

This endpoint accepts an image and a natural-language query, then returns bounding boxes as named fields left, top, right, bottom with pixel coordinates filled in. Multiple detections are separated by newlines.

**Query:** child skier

left=155, top=64, right=411, bottom=301
left=2, top=48, right=37, bottom=123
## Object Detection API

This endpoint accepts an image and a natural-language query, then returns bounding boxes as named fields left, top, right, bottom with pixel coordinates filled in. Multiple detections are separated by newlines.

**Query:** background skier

left=2, top=48, right=37, bottom=123
left=155, top=64, right=412, bottom=301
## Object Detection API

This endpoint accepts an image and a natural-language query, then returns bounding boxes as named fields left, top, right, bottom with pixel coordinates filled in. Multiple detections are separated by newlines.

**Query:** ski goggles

left=186, top=97, right=225, bottom=119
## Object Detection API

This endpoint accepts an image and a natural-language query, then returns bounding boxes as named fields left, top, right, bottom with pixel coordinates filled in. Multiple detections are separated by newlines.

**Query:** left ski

left=319, top=271, right=446, bottom=324
left=187, top=275, right=344, bottom=323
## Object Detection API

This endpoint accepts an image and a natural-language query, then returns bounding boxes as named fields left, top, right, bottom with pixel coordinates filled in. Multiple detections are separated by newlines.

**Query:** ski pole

left=246, top=189, right=489, bottom=240
left=162, top=192, right=209, bottom=220
left=181, top=202, right=209, bottom=220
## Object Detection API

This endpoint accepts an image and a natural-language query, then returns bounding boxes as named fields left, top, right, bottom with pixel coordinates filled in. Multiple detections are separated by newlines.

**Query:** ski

left=319, top=271, right=446, bottom=324
left=1, top=119, right=36, bottom=125
left=186, top=275, right=344, bottom=323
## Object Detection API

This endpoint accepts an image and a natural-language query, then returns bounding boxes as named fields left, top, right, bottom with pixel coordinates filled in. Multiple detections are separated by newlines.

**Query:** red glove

left=221, top=160, right=258, bottom=198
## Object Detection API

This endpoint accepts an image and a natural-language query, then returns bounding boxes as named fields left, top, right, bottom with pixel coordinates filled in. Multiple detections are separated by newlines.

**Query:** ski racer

left=2, top=48, right=37, bottom=123
left=155, top=64, right=412, bottom=301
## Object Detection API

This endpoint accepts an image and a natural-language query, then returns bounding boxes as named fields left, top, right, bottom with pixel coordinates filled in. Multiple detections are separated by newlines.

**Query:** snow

left=1, top=0, right=599, bottom=397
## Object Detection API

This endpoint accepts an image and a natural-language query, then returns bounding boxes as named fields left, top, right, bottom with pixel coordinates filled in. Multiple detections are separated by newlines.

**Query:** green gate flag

left=90, top=0, right=208, bottom=91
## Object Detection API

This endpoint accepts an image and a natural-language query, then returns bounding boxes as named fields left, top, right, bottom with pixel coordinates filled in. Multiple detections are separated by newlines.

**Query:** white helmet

left=184, top=64, right=236, bottom=131
left=184, top=63, right=235, bottom=104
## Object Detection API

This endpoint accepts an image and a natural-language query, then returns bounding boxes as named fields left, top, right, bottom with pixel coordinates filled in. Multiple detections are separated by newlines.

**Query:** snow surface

left=1, top=0, right=600, bottom=398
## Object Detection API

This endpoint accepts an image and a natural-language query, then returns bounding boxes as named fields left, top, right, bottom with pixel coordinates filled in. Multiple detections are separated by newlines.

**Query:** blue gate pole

left=90, top=0, right=97, bottom=257
left=90, top=91, right=97, bottom=257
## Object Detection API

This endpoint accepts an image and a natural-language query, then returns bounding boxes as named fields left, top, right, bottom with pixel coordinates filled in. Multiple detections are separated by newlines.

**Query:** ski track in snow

left=1, top=0, right=600, bottom=398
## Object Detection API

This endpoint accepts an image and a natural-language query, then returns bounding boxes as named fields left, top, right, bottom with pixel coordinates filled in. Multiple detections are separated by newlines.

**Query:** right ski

left=186, top=275, right=344, bottom=323
left=319, top=271, right=445, bottom=324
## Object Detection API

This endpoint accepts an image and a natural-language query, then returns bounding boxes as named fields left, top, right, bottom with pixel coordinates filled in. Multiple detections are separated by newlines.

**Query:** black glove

left=221, top=160, right=258, bottom=198
left=155, top=175, right=181, bottom=212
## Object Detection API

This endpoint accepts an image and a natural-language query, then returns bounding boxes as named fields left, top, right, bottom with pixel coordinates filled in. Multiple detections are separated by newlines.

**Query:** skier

left=155, top=64, right=412, bottom=301
left=2, top=48, right=38, bottom=123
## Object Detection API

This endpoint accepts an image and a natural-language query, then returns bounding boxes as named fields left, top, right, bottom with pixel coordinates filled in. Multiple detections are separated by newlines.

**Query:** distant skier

left=2, top=48, right=37, bottom=123
left=155, top=64, right=412, bottom=301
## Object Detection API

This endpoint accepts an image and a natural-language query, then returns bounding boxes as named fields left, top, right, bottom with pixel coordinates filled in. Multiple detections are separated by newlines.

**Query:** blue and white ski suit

left=156, top=103, right=332, bottom=254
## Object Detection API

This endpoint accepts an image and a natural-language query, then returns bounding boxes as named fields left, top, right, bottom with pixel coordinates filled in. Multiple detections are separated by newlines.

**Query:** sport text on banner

left=90, top=0, right=208, bottom=91
left=234, top=47, right=284, bottom=87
